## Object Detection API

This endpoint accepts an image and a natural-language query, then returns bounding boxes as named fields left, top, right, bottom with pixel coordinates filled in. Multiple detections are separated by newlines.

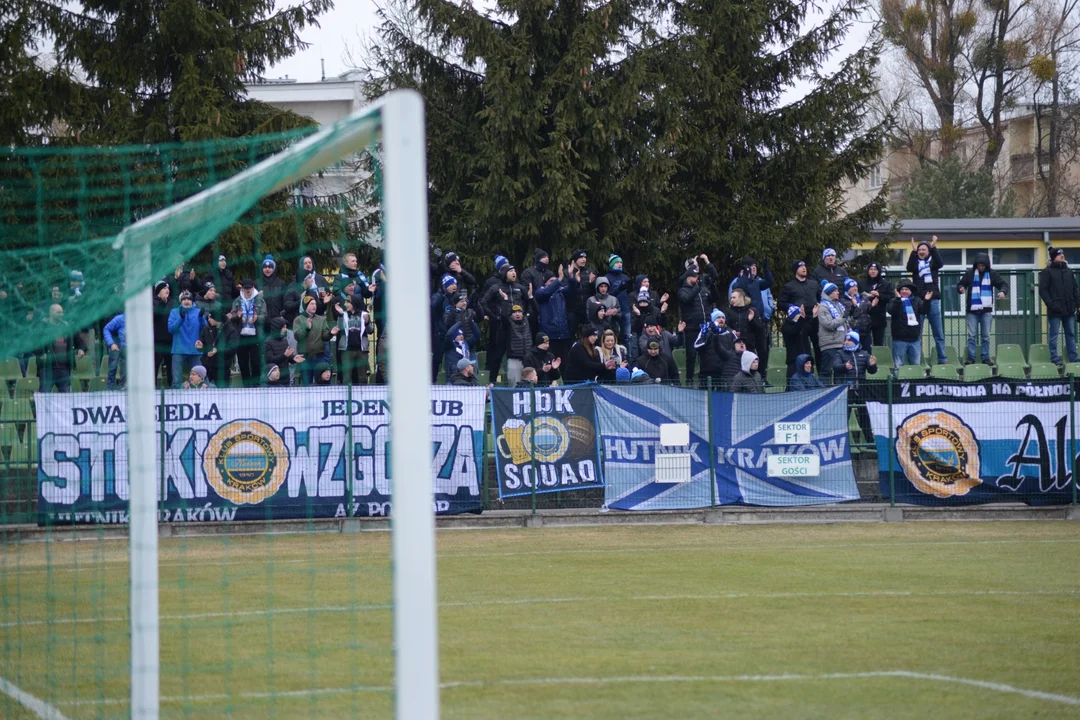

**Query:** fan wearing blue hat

left=816, top=280, right=848, bottom=384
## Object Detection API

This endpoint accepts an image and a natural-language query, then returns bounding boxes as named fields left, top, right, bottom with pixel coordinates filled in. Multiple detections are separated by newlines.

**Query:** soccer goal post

left=106, top=89, right=435, bottom=719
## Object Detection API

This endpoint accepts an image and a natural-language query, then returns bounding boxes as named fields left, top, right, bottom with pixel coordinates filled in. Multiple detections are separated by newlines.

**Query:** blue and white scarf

left=970, top=269, right=993, bottom=312
left=239, top=292, right=258, bottom=336
left=917, top=258, right=933, bottom=285
left=902, top=296, right=918, bottom=326
left=820, top=298, right=843, bottom=319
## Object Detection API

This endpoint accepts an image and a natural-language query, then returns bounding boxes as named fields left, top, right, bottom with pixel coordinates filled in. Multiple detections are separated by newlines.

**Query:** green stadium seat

left=848, top=408, right=863, bottom=451
left=995, top=344, right=1027, bottom=367
left=86, top=377, right=107, bottom=392
left=0, top=358, right=21, bottom=383
left=962, top=364, right=992, bottom=382
left=929, top=363, right=960, bottom=380
left=1029, top=362, right=1061, bottom=380
left=1, top=399, right=33, bottom=444
left=72, top=354, right=96, bottom=380
left=13, top=377, right=37, bottom=400
left=1064, top=362, right=1080, bottom=378
left=765, top=386, right=785, bottom=393
left=768, top=345, right=787, bottom=369
left=766, top=366, right=786, bottom=391
left=0, top=424, right=34, bottom=469
left=230, top=373, right=244, bottom=388
left=871, top=346, right=893, bottom=368
left=896, top=365, right=926, bottom=380
left=997, top=362, right=1027, bottom=380
left=24, top=356, right=37, bottom=378
left=928, top=346, right=961, bottom=366
left=1028, top=344, right=1052, bottom=365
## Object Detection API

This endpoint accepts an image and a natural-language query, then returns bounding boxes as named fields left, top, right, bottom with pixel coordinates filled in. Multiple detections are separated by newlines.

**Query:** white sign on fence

left=766, top=454, right=821, bottom=478
left=774, top=421, right=810, bottom=445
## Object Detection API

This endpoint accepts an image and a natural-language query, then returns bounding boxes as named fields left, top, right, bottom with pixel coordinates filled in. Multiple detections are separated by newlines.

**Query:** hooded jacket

left=694, top=323, right=735, bottom=376
left=725, top=302, right=762, bottom=354
left=729, top=351, right=764, bottom=393
left=586, top=279, right=620, bottom=334
left=858, top=265, right=895, bottom=329
left=231, top=291, right=267, bottom=338
left=887, top=283, right=925, bottom=343
left=264, top=317, right=294, bottom=369
left=789, top=354, right=824, bottom=390
left=956, top=253, right=1007, bottom=313
left=1039, top=258, right=1080, bottom=317
left=731, top=259, right=774, bottom=316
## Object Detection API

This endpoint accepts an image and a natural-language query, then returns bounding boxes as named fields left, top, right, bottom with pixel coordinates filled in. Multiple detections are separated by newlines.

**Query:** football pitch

left=2, top=521, right=1079, bottom=719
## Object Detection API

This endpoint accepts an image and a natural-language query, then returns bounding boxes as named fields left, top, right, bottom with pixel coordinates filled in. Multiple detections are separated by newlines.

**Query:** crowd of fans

left=3, top=235, right=1078, bottom=393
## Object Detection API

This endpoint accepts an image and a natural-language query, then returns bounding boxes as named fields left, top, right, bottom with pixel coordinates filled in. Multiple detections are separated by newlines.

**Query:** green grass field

left=2, top=521, right=1079, bottom=719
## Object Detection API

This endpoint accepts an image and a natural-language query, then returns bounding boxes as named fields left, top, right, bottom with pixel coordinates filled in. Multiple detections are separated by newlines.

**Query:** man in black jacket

left=265, top=317, right=302, bottom=386
left=677, top=254, right=719, bottom=383
left=858, top=262, right=894, bottom=348
left=777, top=260, right=819, bottom=376
left=482, top=264, right=527, bottom=381
left=887, top=282, right=929, bottom=368
left=524, top=333, right=562, bottom=386
left=906, top=236, right=947, bottom=364
left=520, top=248, right=550, bottom=335
left=635, top=339, right=681, bottom=383
left=258, top=255, right=287, bottom=334
left=152, top=280, right=174, bottom=388
left=1039, top=247, right=1080, bottom=365
left=956, top=252, right=1007, bottom=365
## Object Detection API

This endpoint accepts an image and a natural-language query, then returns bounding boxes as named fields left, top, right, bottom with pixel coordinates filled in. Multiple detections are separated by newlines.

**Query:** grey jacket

left=817, top=299, right=849, bottom=351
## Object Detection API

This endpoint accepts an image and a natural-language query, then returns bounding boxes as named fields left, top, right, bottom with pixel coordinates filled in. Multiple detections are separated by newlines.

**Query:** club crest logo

left=896, top=410, right=981, bottom=498
left=203, top=420, right=290, bottom=505
left=497, top=415, right=595, bottom=465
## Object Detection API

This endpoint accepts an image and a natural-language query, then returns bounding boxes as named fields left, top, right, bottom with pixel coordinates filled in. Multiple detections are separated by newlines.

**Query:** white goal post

left=119, top=89, right=438, bottom=720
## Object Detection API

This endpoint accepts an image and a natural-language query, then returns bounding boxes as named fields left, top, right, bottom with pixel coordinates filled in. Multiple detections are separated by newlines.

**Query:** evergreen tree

left=363, top=0, right=889, bottom=293
left=652, top=0, right=891, bottom=279
left=14, top=0, right=341, bottom=280
left=898, top=155, right=1014, bottom=218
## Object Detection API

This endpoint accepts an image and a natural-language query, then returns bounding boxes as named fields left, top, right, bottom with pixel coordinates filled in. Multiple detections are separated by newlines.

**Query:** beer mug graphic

left=497, top=419, right=533, bottom=464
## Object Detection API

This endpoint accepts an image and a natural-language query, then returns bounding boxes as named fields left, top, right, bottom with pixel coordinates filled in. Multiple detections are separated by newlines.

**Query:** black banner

left=491, top=387, right=604, bottom=498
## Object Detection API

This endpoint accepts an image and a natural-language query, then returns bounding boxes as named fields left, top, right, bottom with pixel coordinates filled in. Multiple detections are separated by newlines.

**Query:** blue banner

left=867, top=380, right=1079, bottom=505
left=594, top=385, right=858, bottom=510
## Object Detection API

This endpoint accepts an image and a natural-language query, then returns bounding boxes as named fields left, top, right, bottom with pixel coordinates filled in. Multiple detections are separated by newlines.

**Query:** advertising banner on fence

left=593, top=385, right=858, bottom=510
left=867, top=380, right=1078, bottom=504
left=36, top=386, right=486, bottom=524
left=490, top=387, right=604, bottom=498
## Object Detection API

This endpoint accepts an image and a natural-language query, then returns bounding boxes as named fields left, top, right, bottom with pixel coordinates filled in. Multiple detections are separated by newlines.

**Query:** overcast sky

left=268, top=1, right=877, bottom=105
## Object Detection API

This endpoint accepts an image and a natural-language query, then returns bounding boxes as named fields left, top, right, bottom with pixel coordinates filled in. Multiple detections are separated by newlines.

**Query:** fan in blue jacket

left=103, top=314, right=126, bottom=389
left=535, top=270, right=572, bottom=361
left=167, top=291, right=208, bottom=387
left=788, top=354, right=824, bottom=391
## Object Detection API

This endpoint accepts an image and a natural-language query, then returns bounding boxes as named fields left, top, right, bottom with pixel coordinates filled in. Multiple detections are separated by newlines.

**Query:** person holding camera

left=677, top=254, right=719, bottom=383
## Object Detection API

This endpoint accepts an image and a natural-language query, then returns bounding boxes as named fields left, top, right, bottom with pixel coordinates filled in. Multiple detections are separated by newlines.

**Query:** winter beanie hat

left=609, top=254, right=623, bottom=269
left=262, top=254, right=276, bottom=270
left=441, top=274, right=456, bottom=290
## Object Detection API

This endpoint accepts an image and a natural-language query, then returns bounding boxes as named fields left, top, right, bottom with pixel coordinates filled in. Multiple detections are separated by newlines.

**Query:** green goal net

left=0, top=90, right=440, bottom=719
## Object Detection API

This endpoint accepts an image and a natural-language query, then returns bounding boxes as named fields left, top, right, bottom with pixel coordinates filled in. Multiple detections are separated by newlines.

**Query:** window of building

left=991, top=248, right=1035, bottom=266
left=869, top=164, right=883, bottom=189
left=1062, top=249, right=1080, bottom=265
left=937, top=249, right=964, bottom=266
